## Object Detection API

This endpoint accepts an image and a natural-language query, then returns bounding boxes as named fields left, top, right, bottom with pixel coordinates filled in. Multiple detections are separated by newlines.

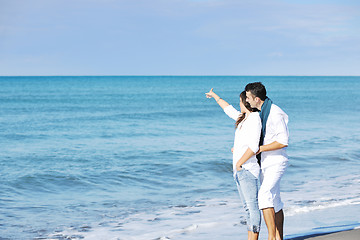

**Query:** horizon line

left=1, top=75, right=360, bottom=77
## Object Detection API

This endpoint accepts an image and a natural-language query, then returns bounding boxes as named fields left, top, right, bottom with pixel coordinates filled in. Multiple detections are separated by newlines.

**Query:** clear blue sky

left=1, top=0, right=359, bottom=76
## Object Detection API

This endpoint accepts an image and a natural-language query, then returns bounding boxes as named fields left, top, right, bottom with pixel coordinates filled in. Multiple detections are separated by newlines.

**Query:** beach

left=283, top=203, right=360, bottom=240
left=0, top=76, right=359, bottom=239
left=44, top=201, right=360, bottom=239
left=288, top=229, right=360, bottom=240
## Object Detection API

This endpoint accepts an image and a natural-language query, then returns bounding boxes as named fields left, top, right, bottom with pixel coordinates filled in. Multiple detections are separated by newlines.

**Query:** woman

left=205, top=88, right=262, bottom=240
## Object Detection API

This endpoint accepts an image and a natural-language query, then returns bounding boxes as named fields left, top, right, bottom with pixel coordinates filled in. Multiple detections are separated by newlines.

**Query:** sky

left=0, top=0, right=360, bottom=76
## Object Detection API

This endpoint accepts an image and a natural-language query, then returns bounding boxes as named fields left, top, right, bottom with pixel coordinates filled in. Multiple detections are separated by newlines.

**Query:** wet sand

left=287, top=228, right=360, bottom=240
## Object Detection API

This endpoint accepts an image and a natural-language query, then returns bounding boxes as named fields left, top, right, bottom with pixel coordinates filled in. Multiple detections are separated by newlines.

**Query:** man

left=245, top=82, right=289, bottom=240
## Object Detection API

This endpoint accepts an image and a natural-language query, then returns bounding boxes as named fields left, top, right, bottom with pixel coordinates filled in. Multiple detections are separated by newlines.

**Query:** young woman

left=206, top=88, right=262, bottom=240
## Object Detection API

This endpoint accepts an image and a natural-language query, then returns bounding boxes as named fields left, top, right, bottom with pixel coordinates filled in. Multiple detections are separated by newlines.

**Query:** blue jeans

left=235, top=169, right=261, bottom=233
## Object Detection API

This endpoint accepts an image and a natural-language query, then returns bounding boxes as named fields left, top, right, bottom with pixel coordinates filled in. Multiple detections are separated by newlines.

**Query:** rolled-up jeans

left=235, top=169, right=261, bottom=233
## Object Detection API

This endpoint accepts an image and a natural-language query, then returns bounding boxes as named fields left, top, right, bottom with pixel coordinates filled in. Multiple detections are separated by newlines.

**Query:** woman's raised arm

left=205, top=88, right=230, bottom=110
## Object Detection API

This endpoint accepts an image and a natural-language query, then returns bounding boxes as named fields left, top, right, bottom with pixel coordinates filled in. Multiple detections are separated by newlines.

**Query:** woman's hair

left=235, top=91, right=256, bottom=128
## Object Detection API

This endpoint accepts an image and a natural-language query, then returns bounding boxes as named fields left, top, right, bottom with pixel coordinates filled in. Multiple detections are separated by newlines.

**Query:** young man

left=245, top=82, right=289, bottom=240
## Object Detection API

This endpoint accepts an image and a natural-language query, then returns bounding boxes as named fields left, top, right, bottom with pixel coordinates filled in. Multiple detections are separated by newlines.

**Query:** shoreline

left=280, top=202, right=360, bottom=240
left=286, top=228, right=360, bottom=240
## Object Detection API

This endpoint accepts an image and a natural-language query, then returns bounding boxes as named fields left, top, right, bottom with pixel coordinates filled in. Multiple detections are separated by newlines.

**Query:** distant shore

left=287, top=228, right=360, bottom=240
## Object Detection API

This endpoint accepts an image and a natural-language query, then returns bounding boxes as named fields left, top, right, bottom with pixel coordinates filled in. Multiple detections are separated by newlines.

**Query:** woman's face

left=239, top=98, right=246, bottom=113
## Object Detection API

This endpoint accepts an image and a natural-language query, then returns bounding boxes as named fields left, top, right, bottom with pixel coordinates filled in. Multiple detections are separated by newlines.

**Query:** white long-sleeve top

left=224, top=105, right=261, bottom=178
left=261, top=104, right=289, bottom=168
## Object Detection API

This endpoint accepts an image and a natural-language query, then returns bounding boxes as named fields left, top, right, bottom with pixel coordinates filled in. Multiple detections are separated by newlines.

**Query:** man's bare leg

left=262, top=208, right=276, bottom=240
left=251, top=231, right=259, bottom=240
left=248, top=231, right=259, bottom=240
left=275, top=209, right=284, bottom=240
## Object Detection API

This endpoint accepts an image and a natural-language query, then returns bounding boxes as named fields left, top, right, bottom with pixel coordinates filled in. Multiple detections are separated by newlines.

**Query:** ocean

left=0, top=76, right=359, bottom=240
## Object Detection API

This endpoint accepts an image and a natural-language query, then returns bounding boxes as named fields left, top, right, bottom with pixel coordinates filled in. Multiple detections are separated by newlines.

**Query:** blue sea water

left=0, top=76, right=359, bottom=240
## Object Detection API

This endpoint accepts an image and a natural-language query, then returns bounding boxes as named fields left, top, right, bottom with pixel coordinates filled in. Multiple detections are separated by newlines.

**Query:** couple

left=206, top=82, right=289, bottom=240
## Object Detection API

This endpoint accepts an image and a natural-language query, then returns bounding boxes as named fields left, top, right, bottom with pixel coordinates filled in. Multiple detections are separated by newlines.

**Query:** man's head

left=245, top=82, right=267, bottom=110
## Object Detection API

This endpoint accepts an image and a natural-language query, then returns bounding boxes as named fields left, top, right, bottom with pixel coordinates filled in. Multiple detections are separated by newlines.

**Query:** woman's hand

left=205, top=88, right=228, bottom=109
left=231, top=147, right=234, bottom=153
left=236, top=164, right=242, bottom=171
left=205, top=88, right=216, bottom=99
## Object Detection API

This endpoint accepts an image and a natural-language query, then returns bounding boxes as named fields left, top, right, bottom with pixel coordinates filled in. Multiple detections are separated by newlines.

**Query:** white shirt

left=261, top=104, right=289, bottom=168
left=224, top=105, right=261, bottom=178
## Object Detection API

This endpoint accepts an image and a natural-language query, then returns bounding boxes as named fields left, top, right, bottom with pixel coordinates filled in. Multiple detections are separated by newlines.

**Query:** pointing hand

left=205, top=88, right=215, bottom=99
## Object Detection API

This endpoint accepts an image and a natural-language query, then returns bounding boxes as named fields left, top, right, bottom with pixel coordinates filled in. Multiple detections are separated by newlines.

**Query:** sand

left=287, top=228, right=360, bottom=240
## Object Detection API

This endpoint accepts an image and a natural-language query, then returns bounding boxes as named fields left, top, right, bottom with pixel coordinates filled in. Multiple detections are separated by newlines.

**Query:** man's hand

left=256, top=146, right=263, bottom=155
left=257, top=142, right=287, bottom=154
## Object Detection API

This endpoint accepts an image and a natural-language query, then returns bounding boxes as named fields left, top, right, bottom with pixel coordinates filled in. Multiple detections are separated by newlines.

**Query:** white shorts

left=258, top=161, right=288, bottom=213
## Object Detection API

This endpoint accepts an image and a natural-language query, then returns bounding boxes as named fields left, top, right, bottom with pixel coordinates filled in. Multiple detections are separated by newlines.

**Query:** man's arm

left=258, top=111, right=289, bottom=154
left=257, top=141, right=287, bottom=154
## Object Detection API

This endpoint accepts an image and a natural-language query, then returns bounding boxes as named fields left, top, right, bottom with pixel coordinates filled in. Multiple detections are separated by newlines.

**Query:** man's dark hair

left=245, top=82, right=267, bottom=101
